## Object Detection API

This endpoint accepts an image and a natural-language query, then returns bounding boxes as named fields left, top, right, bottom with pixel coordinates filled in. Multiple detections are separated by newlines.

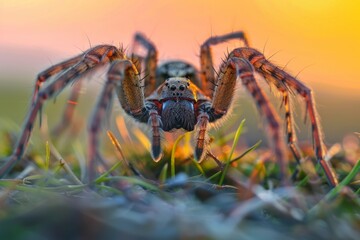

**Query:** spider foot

left=291, top=167, right=301, bottom=182
left=151, top=144, right=162, bottom=163
left=194, top=147, right=205, bottom=162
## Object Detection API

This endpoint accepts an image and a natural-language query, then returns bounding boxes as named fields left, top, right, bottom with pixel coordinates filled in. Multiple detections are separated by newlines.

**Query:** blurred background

left=0, top=0, right=359, bottom=147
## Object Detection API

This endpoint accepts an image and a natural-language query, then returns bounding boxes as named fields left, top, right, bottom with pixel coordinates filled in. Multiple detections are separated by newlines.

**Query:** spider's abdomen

left=161, top=100, right=196, bottom=131
left=156, top=60, right=200, bottom=87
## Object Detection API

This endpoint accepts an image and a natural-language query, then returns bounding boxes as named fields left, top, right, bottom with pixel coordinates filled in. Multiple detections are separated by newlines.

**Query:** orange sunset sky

left=0, top=0, right=360, bottom=95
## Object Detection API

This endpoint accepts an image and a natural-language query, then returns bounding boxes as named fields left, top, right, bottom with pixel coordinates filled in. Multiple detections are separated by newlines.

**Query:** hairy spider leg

left=200, top=31, right=249, bottom=97
left=133, top=32, right=158, bottom=97
left=52, top=32, right=157, bottom=167
left=32, top=53, right=84, bottom=104
left=282, top=92, right=304, bottom=180
left=230, top=48, right=338, bottom=187
left=207, top=55, right=288, bottom=182
left=147, top=109, right=162, bottom=162
left=33, top=54, right=85, bottom=134
left=110, top=60, right=162, bottom=162
left=200, top=32, right=305, bottom=182
left=0, top=45, right=124, bottom=178
left=51, top=54, right=123, bottom=137
left=51, top=79, right=83, bottom=135
left=40, top=47, right=121, bottom=136
left=89, top=60, right=143, bottom=180
left=194, top=112, right=210, bottom=161
left=190, top=107, right=210, bottom=163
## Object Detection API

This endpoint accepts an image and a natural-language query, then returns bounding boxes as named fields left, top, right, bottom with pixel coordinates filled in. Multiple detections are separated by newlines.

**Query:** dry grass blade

left=48, top=142, right=83, bottom=185
left=107, top=130, right=126, bottom=162
left=104, top=130, right=143, bottom=178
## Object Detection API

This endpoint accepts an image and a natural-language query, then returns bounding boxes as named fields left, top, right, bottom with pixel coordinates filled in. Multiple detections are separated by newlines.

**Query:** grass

left=219, top=119, right=246, bottom=185
left=0, top=88, right=359, bottom=239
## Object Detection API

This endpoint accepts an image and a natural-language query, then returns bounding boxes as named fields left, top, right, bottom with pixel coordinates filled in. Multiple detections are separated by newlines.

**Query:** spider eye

left=179, top=85, right=185, bottom=91
left=170, top=85, right=177, bottom=91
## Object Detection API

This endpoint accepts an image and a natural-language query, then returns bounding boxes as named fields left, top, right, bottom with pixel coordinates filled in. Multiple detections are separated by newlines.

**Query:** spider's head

left=156, top=60, right=200, bottom=86
left=159, top=77, right=198, bottom=131
left=160, top=77, right=195, bottom=100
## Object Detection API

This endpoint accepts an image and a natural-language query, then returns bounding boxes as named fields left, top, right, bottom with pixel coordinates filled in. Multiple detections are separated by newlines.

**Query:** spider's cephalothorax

left=0, top=31, right=338, bottom=187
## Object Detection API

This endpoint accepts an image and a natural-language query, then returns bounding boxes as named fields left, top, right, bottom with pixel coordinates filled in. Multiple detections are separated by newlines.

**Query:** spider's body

left=150, top=77, right=200, bottom=131
left=0, top=32, right=338, bottom=187
left=149, top=61, right=207, bottom=133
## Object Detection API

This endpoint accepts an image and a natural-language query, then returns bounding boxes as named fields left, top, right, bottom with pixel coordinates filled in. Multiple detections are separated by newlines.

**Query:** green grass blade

left=97, top=184, right=125, bottom=195
left=171, top=134, right=185, bottom=178
left=94, top=161, right=123, bottom=184
left=308, top=159, right=360, bottom=216
left=96, top=176, right=159, bottom=191
left=230, top=140, right=262, bottom=164
left=324, top=159, right=360, bottom=201
left=219, top=119, right=245, bottom=185
left=58, top=158, right=83, bottom=185
left=45, top=141, right=50, bottom=171
left=207, top=171, right=222, bottom=181
left=296, top=164, right=320, bottom=188
left=159, top=163, right=168, bottom=183
left=191, top=158, right=205, bottom=176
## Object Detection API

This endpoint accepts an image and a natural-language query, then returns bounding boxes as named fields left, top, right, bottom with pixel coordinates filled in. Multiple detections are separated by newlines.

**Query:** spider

left=0, top=31, right=338, bottom=187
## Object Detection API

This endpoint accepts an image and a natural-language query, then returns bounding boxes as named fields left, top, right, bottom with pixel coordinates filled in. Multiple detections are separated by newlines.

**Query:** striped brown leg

left=211, top=57, right=288, bottom=182
left=87, top=75, right=116, bottom=181
left=194, top=112, right=210, bottom=161
left=87, top=59, right=149, bottom=181
left=32, top=53, right=84, bottom=104
left=51, top=79, right=83, bottom=135
left=200, top=31, right=249, bottom=97
left=282, top=92, right=304, bottom=180
left=133, top=32, right=158, bottom=97
left=148, top=110, right=162, bottom=162
left=229, top=48, right=338, bottom=187
left=0, top=45, right=123, bottom=178
left=35, top=53, right=91, bottom=135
